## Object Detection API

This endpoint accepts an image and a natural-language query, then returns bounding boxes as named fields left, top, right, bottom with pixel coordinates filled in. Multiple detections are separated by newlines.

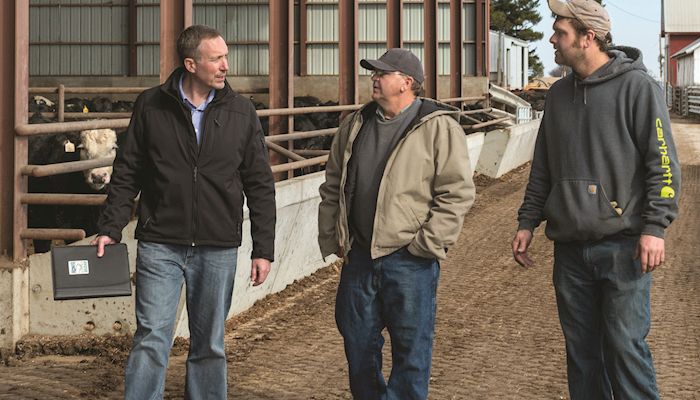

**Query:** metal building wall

left=358, top=1, right=386, bottom=75
left=194, top=0, right=270, bottom=75
left=306, top=0, right=339, bottom=75
left=663, top=0, right=700, bottom=33
left=29, top=0, right=484, bottom=77
left=29, top=0, right=130, bottom=76
left=137, top=0, right=160, bottom=76
left=308, top=0, right=481, bottom=76
left=489, top=30, right=529, bottom=89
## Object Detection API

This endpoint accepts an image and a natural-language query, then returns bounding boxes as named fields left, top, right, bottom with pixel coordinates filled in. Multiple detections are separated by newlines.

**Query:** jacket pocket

left=544, top=179, right=625, bottom=242
left=198, top=171, right=243, bottom=242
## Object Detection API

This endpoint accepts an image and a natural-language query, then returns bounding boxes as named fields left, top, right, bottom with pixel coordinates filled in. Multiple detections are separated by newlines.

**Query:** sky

left=531, top=0, right=663, bottom=77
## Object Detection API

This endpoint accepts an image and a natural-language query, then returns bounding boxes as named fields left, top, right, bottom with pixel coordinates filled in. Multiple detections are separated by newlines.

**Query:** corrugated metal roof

left=671, top=37, right=700, bottom=58
left=663, top=0, right=700, bottom=33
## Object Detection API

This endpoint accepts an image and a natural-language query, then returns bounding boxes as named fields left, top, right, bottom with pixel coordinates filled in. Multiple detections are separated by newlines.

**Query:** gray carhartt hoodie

left=517, top=46, right=681, bottom=241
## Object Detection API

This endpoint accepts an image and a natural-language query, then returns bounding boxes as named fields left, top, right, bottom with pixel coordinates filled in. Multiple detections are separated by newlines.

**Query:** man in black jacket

left=92, top=25, right=275, bottom=399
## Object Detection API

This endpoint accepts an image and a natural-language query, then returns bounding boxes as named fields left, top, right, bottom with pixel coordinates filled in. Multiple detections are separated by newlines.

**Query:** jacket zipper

left=192, top=165, right=198, bottom=246
left=164, top=78, right=224, bottom=247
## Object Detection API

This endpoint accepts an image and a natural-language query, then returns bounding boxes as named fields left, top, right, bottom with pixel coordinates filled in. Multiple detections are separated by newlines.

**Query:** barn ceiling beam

left=423, top=0, right=438, bottom=99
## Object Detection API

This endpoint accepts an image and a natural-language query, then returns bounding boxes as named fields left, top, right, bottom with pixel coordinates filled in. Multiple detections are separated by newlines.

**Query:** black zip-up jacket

left=98, top=68, right=276, bottom=260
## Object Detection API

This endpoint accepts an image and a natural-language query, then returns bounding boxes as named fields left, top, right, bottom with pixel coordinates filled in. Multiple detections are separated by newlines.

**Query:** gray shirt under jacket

left=349, top=98, right=422, bottom=250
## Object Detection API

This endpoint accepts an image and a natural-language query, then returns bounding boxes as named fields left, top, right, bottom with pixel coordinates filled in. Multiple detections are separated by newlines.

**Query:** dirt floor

left=1, top=117, right=699, bottom=399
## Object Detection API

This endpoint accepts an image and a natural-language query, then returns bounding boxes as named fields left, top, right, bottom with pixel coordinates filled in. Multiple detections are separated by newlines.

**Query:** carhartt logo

left=656, top=118, right=674, bottom=198
left=588, top=185, right=597, bottom=195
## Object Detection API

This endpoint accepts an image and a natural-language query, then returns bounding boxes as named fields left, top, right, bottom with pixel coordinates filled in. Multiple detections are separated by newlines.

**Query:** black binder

left=51, top=243, right=132, bottom=300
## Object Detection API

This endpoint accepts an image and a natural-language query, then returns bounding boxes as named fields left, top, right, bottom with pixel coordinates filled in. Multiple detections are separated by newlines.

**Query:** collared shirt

left=178, top=74, right=216, bottom=145
left=375, top=100, right=418, bottom=122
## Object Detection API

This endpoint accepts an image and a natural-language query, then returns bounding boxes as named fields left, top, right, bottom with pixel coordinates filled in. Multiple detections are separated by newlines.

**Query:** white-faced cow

left=78, top=129, right=118, bottom=191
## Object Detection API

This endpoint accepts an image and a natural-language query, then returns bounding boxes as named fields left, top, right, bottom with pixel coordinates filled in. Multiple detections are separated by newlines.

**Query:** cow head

left=78, top=129, right=118, bottom=191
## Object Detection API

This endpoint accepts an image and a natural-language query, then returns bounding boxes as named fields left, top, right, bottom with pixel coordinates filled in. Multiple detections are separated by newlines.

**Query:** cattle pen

left=1, top=0, right=499, bottom=350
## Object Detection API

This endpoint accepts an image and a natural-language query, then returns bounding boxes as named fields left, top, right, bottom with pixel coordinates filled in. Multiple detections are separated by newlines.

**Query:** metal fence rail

left=16, top=92, right=486, bottom=242
left=688, top=86, right=700, bottom=117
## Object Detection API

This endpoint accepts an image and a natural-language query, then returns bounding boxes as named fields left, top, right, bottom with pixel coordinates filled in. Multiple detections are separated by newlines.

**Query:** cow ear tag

left=588, top=185, right=597, bottom=195
left=64, top=140, right=75, bottom=153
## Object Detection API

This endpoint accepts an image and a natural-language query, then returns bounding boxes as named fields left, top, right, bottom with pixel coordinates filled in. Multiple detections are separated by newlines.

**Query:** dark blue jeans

left=335, top=246, right=440, bottom=400
left=553, top=236, right=659, bottom=400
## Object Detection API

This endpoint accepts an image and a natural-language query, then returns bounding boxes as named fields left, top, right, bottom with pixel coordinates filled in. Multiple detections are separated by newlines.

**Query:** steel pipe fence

left=15, top=94, right=485, bottom=241
left=688, top=86, right=700, bottom=117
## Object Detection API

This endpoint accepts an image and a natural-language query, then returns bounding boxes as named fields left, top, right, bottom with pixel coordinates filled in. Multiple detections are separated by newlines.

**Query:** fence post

left=57, top=84, right=65, bottom=122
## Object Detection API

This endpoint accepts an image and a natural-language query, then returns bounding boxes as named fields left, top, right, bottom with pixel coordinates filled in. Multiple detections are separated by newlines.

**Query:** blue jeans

left=335, top=246, right=440, bottom=400
left=553, top=236, right=659, bottom=400
left=124, top=241, right=238, bottom=400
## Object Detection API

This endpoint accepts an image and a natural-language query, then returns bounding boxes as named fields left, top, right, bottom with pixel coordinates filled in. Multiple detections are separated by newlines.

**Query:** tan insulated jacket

left=318, top=98, right=475, bottom=261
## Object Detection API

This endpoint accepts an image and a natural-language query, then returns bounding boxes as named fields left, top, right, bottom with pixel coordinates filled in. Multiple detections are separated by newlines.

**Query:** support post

left=300, top=0, right=307, bottom=76
left=386, top=0, right=403, bottom=49
left=10, top=0, right=30, bottom=349
left=423, top=0, right=438, bottom=99
left=159, top=0, right=192, bottom=83
left=450, top=0, right=463, bottom=102
left=338, top=0, right=358, bottom=110
left=128, top=0, right=138, bottom=76
left=0, top=0, right=15, bottom=262
left=475, top=0, right=489, bottom=77
left=269, top=0, right=293, bottom=177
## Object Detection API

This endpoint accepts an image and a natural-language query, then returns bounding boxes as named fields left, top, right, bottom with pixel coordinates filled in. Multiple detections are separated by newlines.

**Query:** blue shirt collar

left=178, top=74, right=215, bottom=112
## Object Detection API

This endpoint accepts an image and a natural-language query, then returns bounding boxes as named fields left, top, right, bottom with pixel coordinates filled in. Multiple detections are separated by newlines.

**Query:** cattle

left=27, top=125, right=120, bottom=253
left=78, top=129, right=118, bottom=191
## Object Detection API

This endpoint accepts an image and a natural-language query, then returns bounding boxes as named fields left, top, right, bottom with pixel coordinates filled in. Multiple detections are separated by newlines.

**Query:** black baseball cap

left=360, top=48, right=424, bottom=84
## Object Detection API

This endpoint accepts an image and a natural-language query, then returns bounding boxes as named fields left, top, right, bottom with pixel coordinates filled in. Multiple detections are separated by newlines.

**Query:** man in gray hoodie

left=512, top=1, right=680, bottom=399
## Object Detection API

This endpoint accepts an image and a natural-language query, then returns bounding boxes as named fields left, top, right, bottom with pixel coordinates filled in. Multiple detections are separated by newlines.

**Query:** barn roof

left=671, top=37, right=700, bottom=59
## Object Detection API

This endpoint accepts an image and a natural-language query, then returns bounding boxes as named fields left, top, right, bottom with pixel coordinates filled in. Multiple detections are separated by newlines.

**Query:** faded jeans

left=124, top=241, right=238, bottom=400
left=335, top=246, right=440, bottom=400
left=553, top=236, right=659, bottom=400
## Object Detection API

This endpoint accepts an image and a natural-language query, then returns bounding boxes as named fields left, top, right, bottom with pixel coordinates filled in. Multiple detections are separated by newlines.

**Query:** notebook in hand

left=51, top=243, right=132, bottom=300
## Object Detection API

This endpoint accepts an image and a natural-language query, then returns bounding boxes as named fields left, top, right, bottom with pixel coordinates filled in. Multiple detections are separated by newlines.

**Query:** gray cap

left=548, top=0, right=611, bottom=40
left=360, top=48, right=424, bottom=84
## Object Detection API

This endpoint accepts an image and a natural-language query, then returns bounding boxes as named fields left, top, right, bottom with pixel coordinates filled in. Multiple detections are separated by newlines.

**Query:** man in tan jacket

left=318, top=48, right=475, bottom=399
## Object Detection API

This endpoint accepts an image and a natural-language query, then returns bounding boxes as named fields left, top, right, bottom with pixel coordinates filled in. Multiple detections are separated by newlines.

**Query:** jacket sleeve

left=240, top=105, right=276, bottom=261
left=407, top=119, right=475, bottom=260
left=631, top=78, right=681, bottom=238
left=317, top=114, right=352, bottom=258
left=97, top=94, right=146, bottom=242
left=517, top=120, right=550, bottom=232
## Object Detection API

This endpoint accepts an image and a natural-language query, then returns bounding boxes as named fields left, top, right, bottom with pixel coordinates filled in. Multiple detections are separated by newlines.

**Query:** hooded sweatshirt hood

left=517, top=46, right=681, bottom=242
left=572, top=46, right=646, bottom=104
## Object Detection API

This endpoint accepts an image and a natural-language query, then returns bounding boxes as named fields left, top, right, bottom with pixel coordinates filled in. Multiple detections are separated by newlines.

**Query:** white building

left=489, top=30, right=529, bottom=90
left=671, top=37, right=700, bottom=86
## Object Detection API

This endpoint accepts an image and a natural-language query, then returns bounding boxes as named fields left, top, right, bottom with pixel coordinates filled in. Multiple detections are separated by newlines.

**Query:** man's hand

left=251, top=258, right=272, bottom=286
left=335, top=246, right=344, bottom=259
left=512, top=229, right=535, bottom=268
left=635, top=235, right=665, bottom=273
left=90, top=235, right=117, bottom=257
